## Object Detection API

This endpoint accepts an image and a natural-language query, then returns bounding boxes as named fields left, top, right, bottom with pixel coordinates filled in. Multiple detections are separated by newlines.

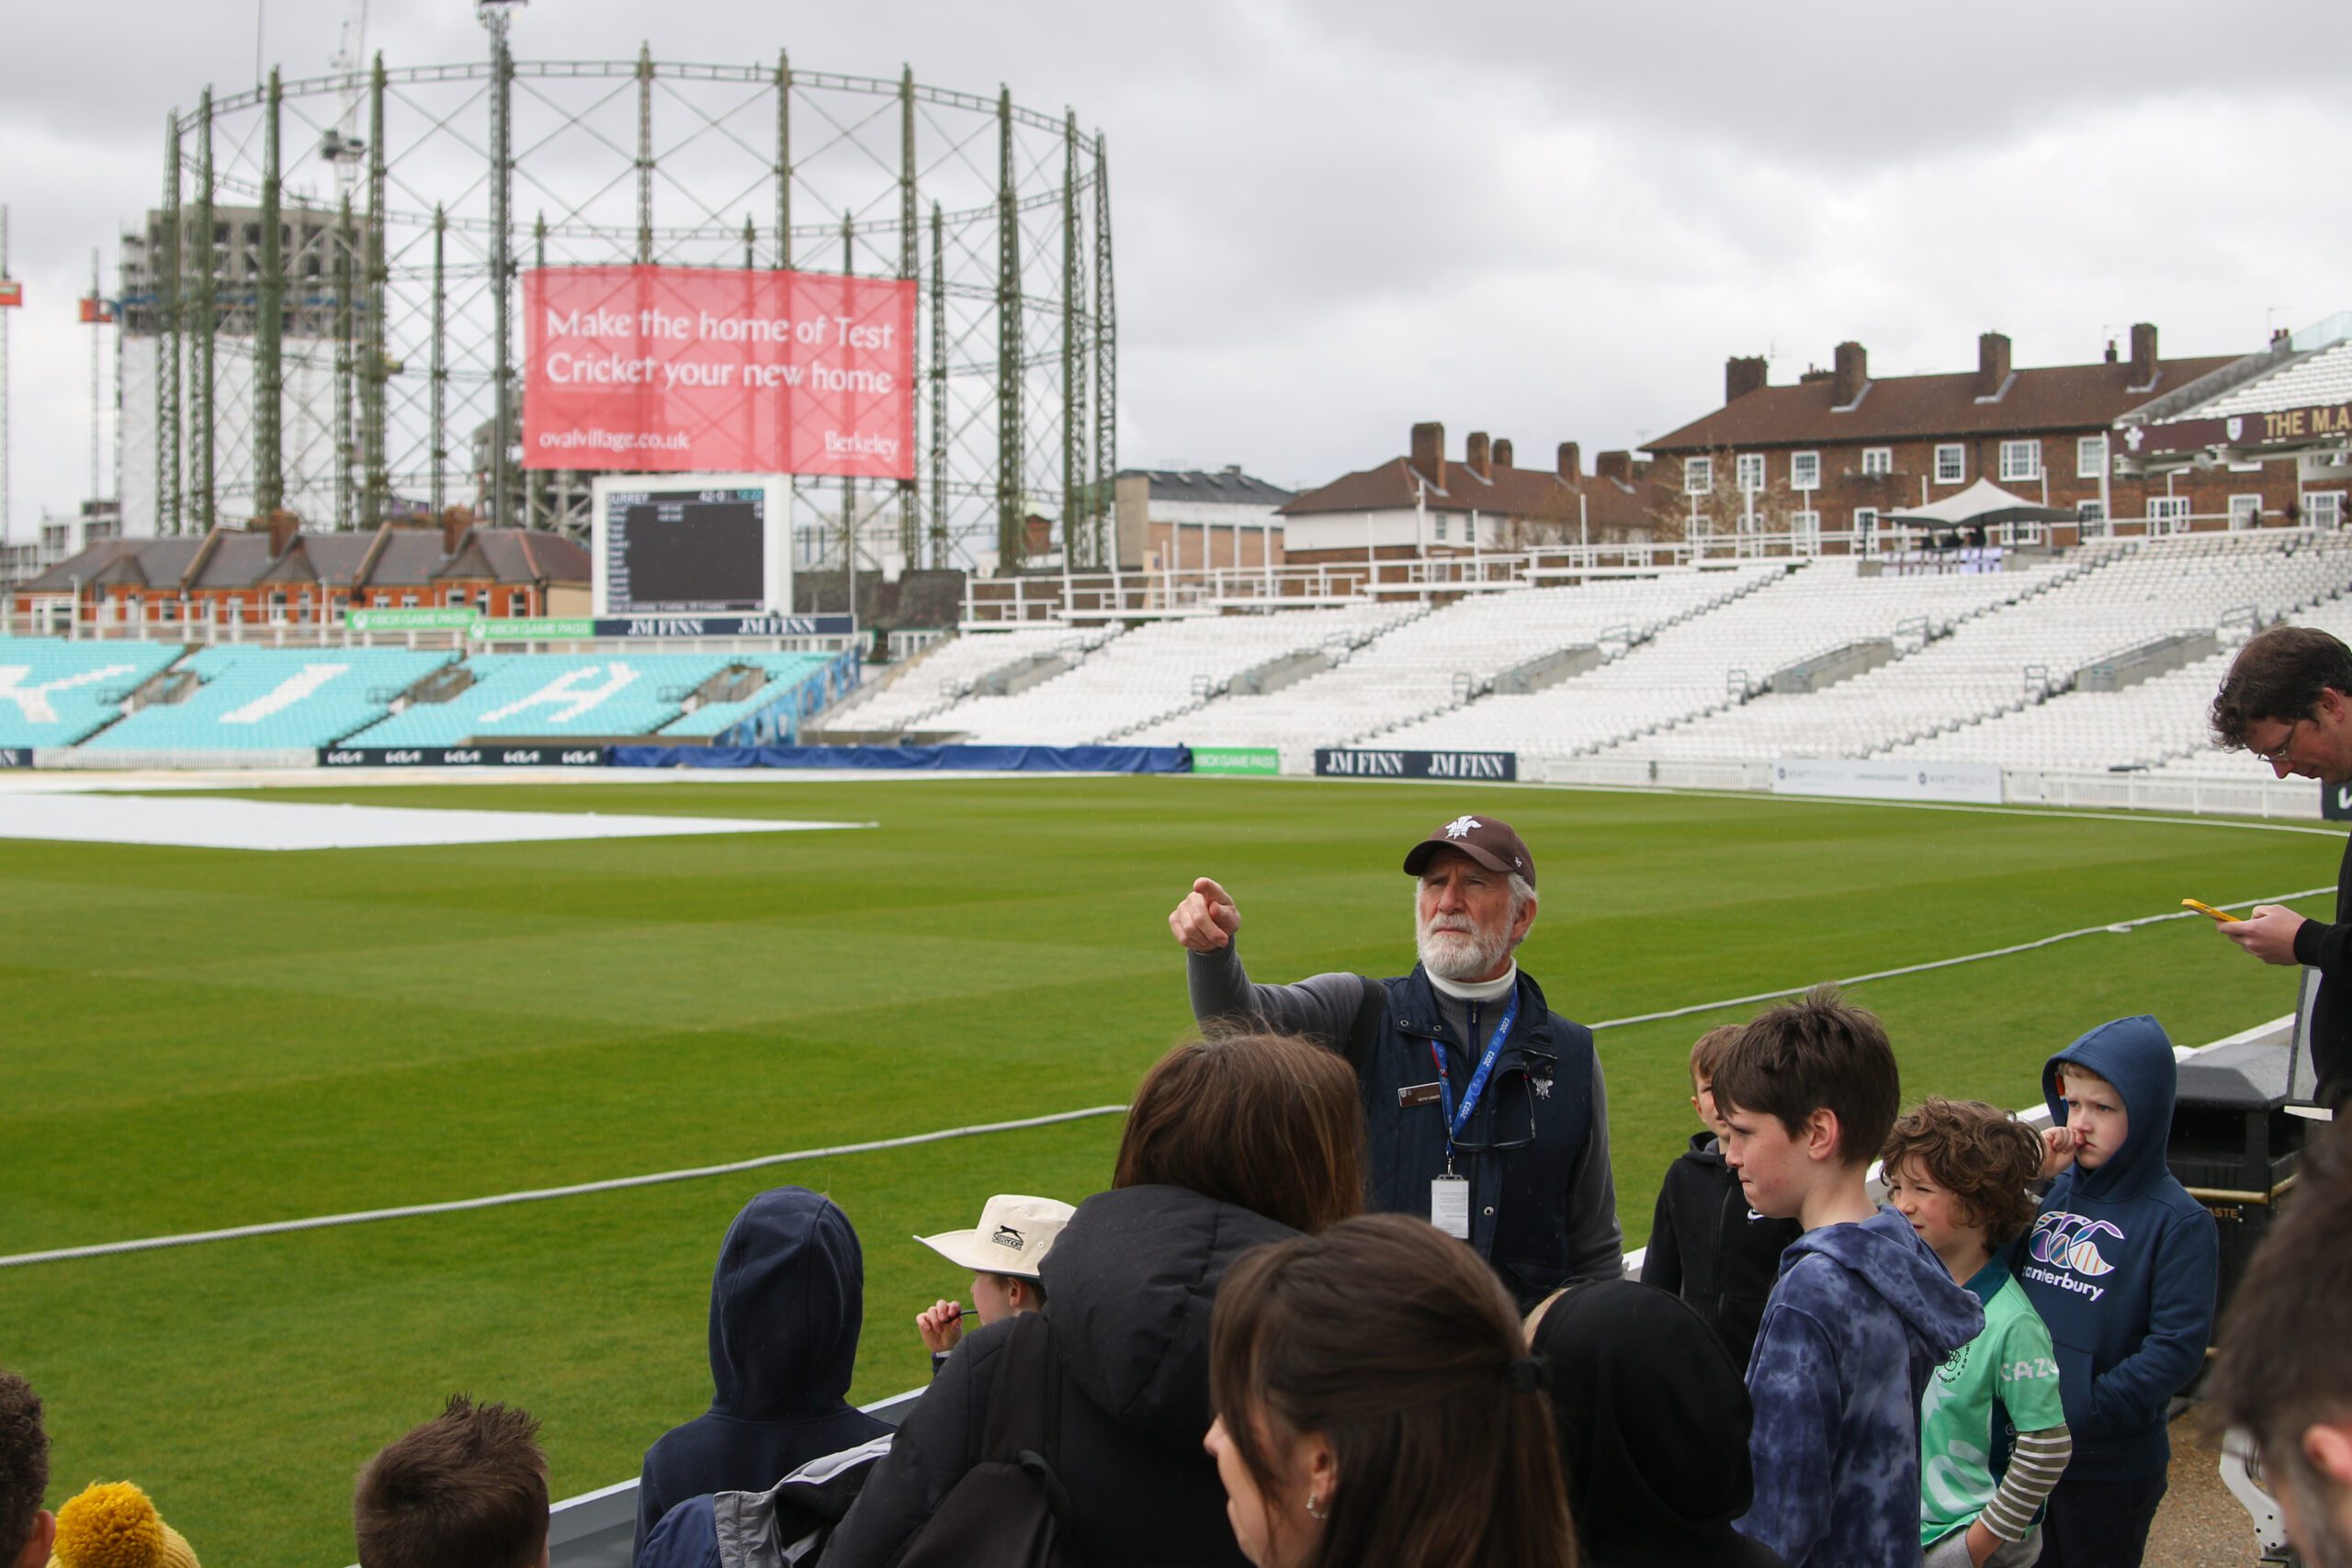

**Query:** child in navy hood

left=2007, top=1017, right=2218, bottom=1565
left=633, top=1187, right=891, bottom=1559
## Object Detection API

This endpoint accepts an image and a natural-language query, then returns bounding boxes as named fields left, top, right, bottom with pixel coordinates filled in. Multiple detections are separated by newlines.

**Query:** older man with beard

left=1170, top=812, right=1622, bottom=1303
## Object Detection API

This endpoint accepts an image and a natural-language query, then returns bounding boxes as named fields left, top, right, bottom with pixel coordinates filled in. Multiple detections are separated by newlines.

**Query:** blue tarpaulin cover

left=606, top=743, right=1192, bottom=774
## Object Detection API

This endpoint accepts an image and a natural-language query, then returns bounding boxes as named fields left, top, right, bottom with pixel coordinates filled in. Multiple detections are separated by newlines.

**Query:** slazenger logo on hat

left=915, top=1194, right=1075, bottom=1279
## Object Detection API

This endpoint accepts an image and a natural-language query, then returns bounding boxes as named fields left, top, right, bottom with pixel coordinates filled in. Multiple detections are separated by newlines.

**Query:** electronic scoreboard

left=590, top=474, right=794, bottom=617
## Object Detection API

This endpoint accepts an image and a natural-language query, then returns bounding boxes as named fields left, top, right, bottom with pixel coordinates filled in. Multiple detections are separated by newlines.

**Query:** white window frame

left=2147, top=495, right=2190, bottom=536
left=1935, top=444, right=1966, bottom=484
left=2076, top=500, right=2109, bottom=539
left=1433, top=514, right=1448, bottom=542
left=401, top=592, right=421, bottom=607
left=2076, top=434, right=2108, bottom=479
left=1683, top=457, right=1713, bottom=495
left=1736, top=453, right=1765, bottom=494
left=2308, top=491, right=2346, bottom=530
left=2229, top=493, right=2263, bottom=530
left=1999, top=440, right=2041, bottom=482
left=1790, top=451, right=1821, bottom=491
left=1791, top=509, right=1822, bottom=552
left=1860, top=447, right=1893, bottom=478
left=1853, top=507, right=1879, bottom=549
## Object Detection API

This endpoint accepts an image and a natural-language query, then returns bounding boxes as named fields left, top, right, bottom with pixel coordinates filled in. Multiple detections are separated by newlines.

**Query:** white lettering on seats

left=478, top=663, right=639, bottom=727
left=0, top=664, right=137, bottom=726
left=220, top=663, right=350, bottom=725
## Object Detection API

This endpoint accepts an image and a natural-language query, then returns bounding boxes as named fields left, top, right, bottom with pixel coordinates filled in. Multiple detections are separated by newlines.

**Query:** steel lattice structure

left=125, top=33, right=1116, bottom=573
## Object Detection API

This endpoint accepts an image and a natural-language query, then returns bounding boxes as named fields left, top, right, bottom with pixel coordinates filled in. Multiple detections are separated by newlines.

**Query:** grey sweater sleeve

left=1186, top=941, right=1370, bottom=1043
left=1565, top=1052, right=1628, bottom=1281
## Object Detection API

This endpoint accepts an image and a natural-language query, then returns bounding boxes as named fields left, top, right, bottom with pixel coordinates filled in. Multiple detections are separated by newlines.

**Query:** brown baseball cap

left=1402, top=812, right=1536, bottom=888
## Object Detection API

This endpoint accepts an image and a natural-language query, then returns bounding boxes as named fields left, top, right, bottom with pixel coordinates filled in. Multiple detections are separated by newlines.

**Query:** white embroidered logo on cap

left=1442, top=815, right=1481, bottom=840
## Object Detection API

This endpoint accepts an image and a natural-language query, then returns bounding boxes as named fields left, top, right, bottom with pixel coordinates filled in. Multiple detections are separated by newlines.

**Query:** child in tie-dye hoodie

left=1713, top=987, right=1984, bottom=1568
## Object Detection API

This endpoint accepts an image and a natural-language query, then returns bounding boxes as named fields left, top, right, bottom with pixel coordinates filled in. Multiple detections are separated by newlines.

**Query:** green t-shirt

left=1918, top=1260, right=2067, bottom=1548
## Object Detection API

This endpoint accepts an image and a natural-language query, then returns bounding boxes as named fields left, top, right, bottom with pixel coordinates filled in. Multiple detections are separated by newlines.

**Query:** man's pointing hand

left=1170, top=876, right=1242, bottom=952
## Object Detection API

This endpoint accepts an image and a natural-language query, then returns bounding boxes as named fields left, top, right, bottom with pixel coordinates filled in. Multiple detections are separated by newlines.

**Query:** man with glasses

left=1169, top=813, right=1622, bottom=1304
left=2211, top=625, right=2352, bottom=1111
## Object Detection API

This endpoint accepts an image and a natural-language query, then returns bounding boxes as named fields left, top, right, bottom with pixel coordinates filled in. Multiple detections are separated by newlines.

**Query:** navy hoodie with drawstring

left=1737, top=1205, right=1983, bottom=1568
left=633, top=1187, right=891, bottom=1560
left=2007, top=1017, right=2219, bottom=1483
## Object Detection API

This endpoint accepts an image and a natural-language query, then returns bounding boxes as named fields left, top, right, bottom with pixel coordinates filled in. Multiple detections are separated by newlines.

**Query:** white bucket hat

left=913, top=1193, right=1076, bottom=1280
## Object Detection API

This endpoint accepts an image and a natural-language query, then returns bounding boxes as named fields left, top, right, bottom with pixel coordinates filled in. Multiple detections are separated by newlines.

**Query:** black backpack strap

left=979, top=1311, right=1059, bottom=1468
left=1343, top=976, right=1388, bottom=1074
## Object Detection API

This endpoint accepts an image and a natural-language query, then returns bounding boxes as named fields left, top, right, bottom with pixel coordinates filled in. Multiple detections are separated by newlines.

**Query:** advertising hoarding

left=525, top=265, right=914, bottom=479
left=1191, top=747, right=1283, bottom=776
left=1313, top=749, right=1518, bottom=781
left=1770, top=757, right=2003, bottom=806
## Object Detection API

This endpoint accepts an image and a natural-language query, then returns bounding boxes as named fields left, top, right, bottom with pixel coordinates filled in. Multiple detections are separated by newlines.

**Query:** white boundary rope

left=0, top=1105, right=1129, bottom=1270
left=4, top=886, right=2334, bottom=1271
left=1589, top=886, right=2333, bottom=1032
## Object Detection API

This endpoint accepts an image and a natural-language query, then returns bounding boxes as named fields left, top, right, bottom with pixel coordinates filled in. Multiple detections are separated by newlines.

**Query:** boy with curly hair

left=0, top=1371, right=52, bottom=1568
left=1884, top=1098, right=2074, bottom=1568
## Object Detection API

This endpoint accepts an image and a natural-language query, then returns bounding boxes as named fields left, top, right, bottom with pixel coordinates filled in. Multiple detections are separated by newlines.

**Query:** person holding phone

left=2209, top=625, right=2352, bottom=1112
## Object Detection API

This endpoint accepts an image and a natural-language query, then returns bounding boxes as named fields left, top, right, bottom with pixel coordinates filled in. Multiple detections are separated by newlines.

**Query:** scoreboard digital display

left=590, top=475, right=793, bottom=618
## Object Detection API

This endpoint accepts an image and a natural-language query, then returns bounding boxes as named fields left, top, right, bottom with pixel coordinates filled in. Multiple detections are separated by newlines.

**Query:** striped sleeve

left=1980, top=1424, right=2072, bottom=1542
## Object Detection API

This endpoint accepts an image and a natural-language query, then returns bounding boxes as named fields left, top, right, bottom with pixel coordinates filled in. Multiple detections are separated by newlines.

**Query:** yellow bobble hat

left=45, top=1482, right=198, bottom=1568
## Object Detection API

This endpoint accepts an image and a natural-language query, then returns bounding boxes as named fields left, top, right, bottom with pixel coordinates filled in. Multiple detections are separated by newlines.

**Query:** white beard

left=1417, top=915, right=1511, bottom=982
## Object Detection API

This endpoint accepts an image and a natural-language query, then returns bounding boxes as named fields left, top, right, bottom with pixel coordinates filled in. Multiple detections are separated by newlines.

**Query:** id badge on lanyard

left=1430, top=1173, right=1470, bottom=1239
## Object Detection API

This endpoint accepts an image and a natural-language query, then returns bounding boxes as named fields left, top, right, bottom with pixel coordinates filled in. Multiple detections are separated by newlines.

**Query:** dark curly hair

left=0, top=1371, right=48, bottom=1563
left=2210, top=626, right=2352, bottom=750
left=1880, top=1097, right=2044, bottom=1245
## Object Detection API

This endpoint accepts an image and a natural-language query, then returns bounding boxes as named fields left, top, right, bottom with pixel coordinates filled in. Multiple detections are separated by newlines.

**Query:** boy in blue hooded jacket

left=1715, top=986, right=1984, bottom=1568
left=2009, top=1017, right=2219, bottom=1568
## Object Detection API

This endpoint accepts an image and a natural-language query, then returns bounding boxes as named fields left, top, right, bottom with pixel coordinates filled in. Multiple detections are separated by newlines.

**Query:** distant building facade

left=2117, top=313, right=2352, bottom=531
left=11, top=515, right=589, bottom=632
left=1276, top=423, right=1668, bottom=565
left=1113, top=466, right=1296, bottom=572
left=1639, top=323, right=2321, bottom=548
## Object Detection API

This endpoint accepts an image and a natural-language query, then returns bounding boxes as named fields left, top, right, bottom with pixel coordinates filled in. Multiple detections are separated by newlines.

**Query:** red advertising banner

left=523, top=265, right=914, bottom=479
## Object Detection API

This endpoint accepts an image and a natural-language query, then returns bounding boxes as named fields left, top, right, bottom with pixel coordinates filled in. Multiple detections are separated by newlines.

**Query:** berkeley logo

left=2029, top=1211, right=2122, bottom=1278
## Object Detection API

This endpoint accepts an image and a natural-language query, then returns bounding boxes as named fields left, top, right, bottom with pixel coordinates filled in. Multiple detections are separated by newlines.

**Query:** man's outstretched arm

left=1173, top=875, right=1367, bottom=1041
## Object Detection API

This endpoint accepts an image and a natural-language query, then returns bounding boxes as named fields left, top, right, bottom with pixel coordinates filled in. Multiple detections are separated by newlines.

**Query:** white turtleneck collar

left=1427, top=961, right=1518, bottom=1003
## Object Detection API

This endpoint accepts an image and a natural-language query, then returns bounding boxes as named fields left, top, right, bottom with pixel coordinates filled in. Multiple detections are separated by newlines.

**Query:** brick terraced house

left=11, top=513, right=590, bottom=632
left=1278, top=422, right=1671, bottom=564
left=1639, top=323, right=2318, bottom=551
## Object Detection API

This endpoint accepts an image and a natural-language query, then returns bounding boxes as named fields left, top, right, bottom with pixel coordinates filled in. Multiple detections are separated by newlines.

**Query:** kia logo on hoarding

left=325, top=750, right=360, bottom=765
left=386, top=750, right=422, bottom=764
left=447, top=750, right=481, bottom=764
left=503, top=750, right=541, bottom=764
left=561, top=750, right=598, bottom=765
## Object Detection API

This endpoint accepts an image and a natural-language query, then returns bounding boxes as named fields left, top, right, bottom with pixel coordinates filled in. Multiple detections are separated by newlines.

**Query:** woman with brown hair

left=1204, top=1213, right=1578, bottom=1568
left=825, top=1032, right=1367, bottom=1568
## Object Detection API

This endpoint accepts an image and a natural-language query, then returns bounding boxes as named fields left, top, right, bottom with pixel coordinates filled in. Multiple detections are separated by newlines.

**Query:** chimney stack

left=442, top=511, right=471, bottom=557
left=1725, top=355, right=1769, bottom=404
left=1410, top=422, right=1446, bottom=488
left=1465, top=431, right=1492, bottom=479
left=1833, top=341, right=1868, bottom=406
left=258, top=509, right=300, bottom=558
left=2130, top=321, right=2159, bottom=386
left=1595, top=450, right=1634, bottom=486
left=1557, top=442, right=1582, bottom=481
left=1492, top=438, right=1513, bottom=470
left=1974, top=332, right=2012, bottom=398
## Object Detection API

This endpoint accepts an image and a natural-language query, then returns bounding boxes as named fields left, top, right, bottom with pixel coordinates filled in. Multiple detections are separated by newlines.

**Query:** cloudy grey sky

left=3, top=0, right=2348, bottom=537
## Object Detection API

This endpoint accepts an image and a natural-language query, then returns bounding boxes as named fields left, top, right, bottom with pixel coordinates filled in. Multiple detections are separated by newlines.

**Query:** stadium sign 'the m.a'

left=525, top=265, right=915, bottom=479
left=1314, top=749, right=1518, bottom=781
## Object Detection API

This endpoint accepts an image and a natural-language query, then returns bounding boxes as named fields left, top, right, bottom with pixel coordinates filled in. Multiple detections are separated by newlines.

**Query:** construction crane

left=319, top=0, right=368, bottom=205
